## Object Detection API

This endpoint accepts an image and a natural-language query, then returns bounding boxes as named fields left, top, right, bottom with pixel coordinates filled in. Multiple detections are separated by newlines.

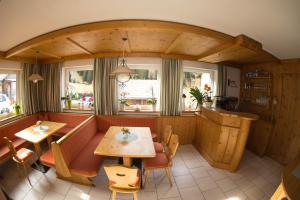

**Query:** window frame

left=62, top=65, right=94, bottom=111
left=0, top=69, right=21, bottom=121
left=117, top=64, right=161, bottom=112
left=182, top=66, right=217, bottom=111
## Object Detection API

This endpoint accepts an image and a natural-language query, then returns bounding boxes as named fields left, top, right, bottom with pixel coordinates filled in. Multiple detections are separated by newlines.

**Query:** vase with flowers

left=203, top=84, right=213, bottom=108
left=147, top=98, right=157, bottom=111
left=121, top=127, right=131, bottom=139
left=189, top=87, right=205, bottom=110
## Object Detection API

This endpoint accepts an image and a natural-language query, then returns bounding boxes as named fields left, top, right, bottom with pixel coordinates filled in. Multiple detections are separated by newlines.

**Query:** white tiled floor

left=0, top=144, right=282, bottom=200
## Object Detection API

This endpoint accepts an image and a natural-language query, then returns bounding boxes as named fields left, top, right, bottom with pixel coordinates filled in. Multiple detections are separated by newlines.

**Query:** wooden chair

left=3, top=137, right=36, bottom=186
left=104, top=165, right=141, bottom=200
left=143, top=134, right=179, bottom=187
left=154, top=125, right=172, bottom=153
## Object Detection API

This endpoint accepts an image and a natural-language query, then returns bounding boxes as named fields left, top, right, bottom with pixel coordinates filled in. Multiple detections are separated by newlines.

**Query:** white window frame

left=117, top=64, right=161, bottom=111
left=62, top=65, right=94, bottom=111
left=0, top=69, right=21, bottom=120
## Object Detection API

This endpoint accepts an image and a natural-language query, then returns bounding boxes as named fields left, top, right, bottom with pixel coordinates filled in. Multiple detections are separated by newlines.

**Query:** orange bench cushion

left=69, top=133, right=105, bottom=177
left=40, top=149, right=55, bottom=167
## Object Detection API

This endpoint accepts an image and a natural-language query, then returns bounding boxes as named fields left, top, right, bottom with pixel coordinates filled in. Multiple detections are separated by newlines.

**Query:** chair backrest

left=3, top=137, right=22, bottom=163
left=162, top=125, right=172, bottom=145
left=104, top=165, right=140, bottom=189
left=167, top=134, right=179, bottom=160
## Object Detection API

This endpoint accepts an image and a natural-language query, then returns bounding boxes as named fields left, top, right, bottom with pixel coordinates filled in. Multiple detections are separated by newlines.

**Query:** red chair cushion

left=154, top=142, right=164, bottom=153
left=143, top=153, right=169, bottom=169
left=69, top=133, right=105, bottom=177
left=0, top=138, right=28, bottom=160
left=40, top=149, right=55, bottom=167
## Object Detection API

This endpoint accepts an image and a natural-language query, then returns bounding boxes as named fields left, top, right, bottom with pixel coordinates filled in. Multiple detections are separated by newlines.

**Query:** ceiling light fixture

left=110, top=38, right=134, bottom=86
left=28, top=51, right=44, bottom=83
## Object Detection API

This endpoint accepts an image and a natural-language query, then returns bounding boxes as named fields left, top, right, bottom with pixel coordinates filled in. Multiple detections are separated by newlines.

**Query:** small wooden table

left=15, top=121, right=66, bottom=157
left=94, top=126, right=156, bottom=167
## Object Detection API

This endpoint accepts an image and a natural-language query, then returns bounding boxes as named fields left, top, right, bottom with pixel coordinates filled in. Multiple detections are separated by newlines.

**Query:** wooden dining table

left=94, top=126, right=156, bottom=167
left=15, top=121, right=66, bottom=157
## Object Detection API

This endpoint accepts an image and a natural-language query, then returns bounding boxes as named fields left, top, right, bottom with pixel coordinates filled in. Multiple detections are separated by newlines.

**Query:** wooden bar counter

left=193, top=107, right=258, bottom=172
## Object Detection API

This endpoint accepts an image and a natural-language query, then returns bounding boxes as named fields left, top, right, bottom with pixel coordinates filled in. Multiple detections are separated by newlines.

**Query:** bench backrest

left=96, top=115, right=157, bottom=134
left=39, top=112, right=91, bottom=128
left=0, top=114, right=38, bottom=146
left=58, top=116, right=97, bottom=166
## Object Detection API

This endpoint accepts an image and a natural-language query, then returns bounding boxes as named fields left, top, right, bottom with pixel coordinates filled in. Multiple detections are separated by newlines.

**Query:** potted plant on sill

left=189, top=87, right=205, bottom=110
left=119, top=99, right=129, bottom=111
left=147, top=98, right=157, bottom=111
left=61, top=95, right=72, bottom=109
left=203, top=84, right=213, bottom=108
left=13, top=103, right=21, bottom=115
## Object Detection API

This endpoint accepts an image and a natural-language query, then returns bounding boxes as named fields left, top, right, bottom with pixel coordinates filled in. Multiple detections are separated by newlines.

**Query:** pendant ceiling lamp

left=28, top=51, right=44, bottom=83
left=111, top=38, right=134, bottom=85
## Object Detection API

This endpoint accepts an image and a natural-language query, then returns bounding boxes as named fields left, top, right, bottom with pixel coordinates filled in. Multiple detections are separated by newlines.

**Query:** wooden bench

left=50, top=116, right=105, bottom=185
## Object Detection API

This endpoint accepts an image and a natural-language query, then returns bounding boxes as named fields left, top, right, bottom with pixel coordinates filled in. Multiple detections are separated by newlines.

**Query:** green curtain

left=217, top=64, right=227, bottom=96
left=21, top=63, right=62, bottom=115
left=93, top=57, right=118, bottom=115
left=160, top=58, right=183, bottom=116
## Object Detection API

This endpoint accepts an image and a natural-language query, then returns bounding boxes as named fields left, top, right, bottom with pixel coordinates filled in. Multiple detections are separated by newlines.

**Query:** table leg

left=47, top=136, right=52, bottom=148
left=33, top=143, right=42, bottom=157
left=123, top=157, right=132, bottom=167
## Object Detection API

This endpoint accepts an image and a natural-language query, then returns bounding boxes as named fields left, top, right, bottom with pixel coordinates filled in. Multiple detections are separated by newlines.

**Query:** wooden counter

left=193, top=107, right=258, bottom=172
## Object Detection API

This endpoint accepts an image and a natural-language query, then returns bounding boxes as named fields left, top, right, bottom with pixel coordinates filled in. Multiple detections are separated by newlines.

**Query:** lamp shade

left=28, top=73, right=44, bottom=83
left=110, top=61, right=134, bottom=83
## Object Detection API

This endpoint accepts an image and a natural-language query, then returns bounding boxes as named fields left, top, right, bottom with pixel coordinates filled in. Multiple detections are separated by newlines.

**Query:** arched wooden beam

left=5, top=19, right=234, bottom=58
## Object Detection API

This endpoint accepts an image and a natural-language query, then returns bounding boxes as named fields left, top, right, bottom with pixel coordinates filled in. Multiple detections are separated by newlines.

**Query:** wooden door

left=269, top=74, right=300, bottom=164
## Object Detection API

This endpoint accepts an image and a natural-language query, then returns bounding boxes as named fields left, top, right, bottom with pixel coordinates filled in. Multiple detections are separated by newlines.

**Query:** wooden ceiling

left=1, top=20, right=279, bottom=65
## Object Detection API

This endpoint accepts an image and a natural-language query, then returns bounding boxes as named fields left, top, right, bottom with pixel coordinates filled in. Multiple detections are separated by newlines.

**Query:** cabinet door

left=247, top=119, right=272, bottom=156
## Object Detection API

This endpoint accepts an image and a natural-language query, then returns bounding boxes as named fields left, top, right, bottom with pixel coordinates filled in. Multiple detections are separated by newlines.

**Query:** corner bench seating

left=1, top=112, right=159, bottom=186
left=0, top=112, right=91, bottom=165
left=46, top=115, right=158, bottom=185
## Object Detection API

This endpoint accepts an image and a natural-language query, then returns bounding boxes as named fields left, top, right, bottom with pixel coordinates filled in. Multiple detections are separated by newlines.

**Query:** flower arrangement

left=121, top=127, right=131, bottom=138
left=204, top=84, right=213, bottom=102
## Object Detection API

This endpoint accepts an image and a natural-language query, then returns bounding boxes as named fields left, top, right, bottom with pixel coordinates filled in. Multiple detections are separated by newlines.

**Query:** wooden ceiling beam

left=0, top=51, right=4, bottom=59
left=66, top=38, right=93, bottom=55
left=31, top=48, right=61, bottom=59
left=196, top=42, right=234, bottom=60
left=164, top=33, right=184, bottom=54
left=5, top=20, right=234, bottom=58
left=39, top=51, right=198, bottom=64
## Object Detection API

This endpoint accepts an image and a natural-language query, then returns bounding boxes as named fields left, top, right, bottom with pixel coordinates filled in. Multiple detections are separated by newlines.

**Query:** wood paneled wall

left=242, top=59, right=300, bottom=165
left=157, top=116, right=196, bottom=144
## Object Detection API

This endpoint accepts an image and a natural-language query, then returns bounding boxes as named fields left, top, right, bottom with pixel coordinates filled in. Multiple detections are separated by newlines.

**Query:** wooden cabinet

left=194, top=107, right=258, bottom=172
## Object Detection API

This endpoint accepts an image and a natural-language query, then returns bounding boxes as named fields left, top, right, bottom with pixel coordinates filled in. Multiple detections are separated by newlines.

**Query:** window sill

left=118, top=110, right=160, bottom=116
left=0, top=113, right=25, bottom=126
left=63, top=108, right=94, bottom=114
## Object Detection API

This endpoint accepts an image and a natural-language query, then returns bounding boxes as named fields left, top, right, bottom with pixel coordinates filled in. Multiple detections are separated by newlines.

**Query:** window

left=63, top=66, right=94, bottom=110
left=118, top=65, right=160, bottom=111
left=183, top=67, right=216, bottom=110
left=0, top=71, right=19, bottom=120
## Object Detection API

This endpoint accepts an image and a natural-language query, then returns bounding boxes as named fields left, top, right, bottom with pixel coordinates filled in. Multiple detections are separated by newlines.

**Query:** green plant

left=13, top=103, right=21, bottom=114
left=189, top=87, right=205, bottom=108
left=119, top=99, right=129, bottom=106
left=147, top=98, right=157, bottom=105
